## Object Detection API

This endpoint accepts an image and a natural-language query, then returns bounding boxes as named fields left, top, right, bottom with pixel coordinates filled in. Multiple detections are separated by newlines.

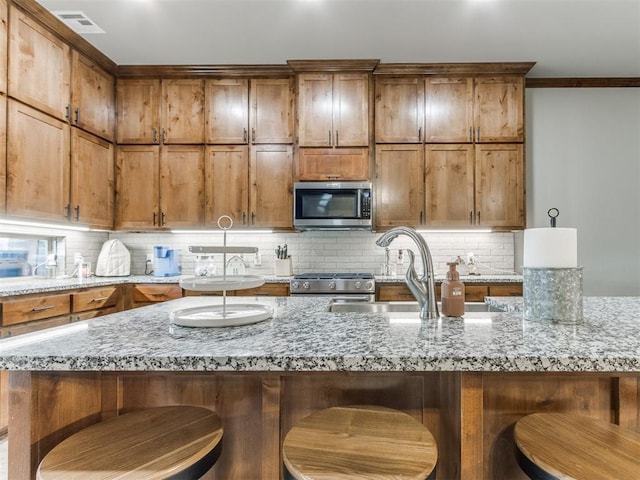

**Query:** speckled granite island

left=2, top=295, right=639, bottom=479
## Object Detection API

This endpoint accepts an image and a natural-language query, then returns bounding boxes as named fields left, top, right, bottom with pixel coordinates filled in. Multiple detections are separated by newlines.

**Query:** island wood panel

left=616, top=376, right=640, bottom=430
left=9, top=371, right=640, bottom=480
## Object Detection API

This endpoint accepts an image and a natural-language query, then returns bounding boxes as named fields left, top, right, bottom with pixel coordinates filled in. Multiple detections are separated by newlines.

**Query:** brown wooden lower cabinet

left=131, top=284, right=183, bottom=307
left=376, top=282, right=522, bottom=302
left=8, top=371, right=639, bottom=480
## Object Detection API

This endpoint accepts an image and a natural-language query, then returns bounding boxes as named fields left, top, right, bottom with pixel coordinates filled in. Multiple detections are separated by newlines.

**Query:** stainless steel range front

left=290, top=273, right=375, bottom=301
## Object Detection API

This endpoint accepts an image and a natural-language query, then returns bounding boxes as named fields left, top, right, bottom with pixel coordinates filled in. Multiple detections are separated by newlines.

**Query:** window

left=0, top=234, right=63, bottom=278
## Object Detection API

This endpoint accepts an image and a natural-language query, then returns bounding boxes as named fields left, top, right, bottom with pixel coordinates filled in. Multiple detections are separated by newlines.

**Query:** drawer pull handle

left=91, top=297, right=110, bottom=302
left=32, top=305, right=54, bottom=312
left=151, top=293, right=166, bottom=297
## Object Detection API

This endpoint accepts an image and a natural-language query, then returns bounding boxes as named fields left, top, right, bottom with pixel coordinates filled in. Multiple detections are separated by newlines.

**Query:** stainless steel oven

left=290, top=273, right=375, bottom=302
left=293, top=182, right=372, bottom=230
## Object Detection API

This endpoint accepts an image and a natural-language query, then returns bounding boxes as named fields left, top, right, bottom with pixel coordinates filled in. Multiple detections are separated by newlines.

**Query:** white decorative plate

left=170, top=303, right=273, bottom=328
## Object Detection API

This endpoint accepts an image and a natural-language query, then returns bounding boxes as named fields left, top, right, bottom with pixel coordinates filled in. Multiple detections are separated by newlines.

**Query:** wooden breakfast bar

left=2, top=296, right=640, bottom=479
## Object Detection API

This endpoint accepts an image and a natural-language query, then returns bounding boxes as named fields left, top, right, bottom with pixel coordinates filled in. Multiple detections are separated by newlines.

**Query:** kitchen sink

left=328, top=301, right=493, bottom=313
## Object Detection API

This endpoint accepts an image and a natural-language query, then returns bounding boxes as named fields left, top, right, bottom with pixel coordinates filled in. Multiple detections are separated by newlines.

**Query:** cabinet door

left=71, top=51, right=115, bottom=141
left=8, top=6, right=70, bottom=121
left=374, top=144, right=424, bottom=228
left=474, top=77, right=524, bottom=142
left=297, top=73, right=333, bottom=147
left=0, top=96, right=5, bottom=214
left=115, top=145, right=159, bottom=229
left=0, top=0, right=7, bottom=94
left=7, top=100, right=70, bottom=222
left=375, top=77, right=424, bottom=143
left=160, top=145, right=204, bottom=228
left=333, top=73, right=369, bottom=147
left=475, top=143, right=524, bottom=227
left=205, top=79, right=249, bottom=144
left=250, top=78, right=293, bottom=144
left=161, top=79, right=204, bottom=144
left=205, top=145, right=249, bottom=227
left=297, top=148, right=369, bottom=181
left=116, top=79, right=160, bottom=144
left=250, top=145, right=293, bottom=228
left=424, top=77, right=473, bottom=143
left=424, top=144, right=475, bottom=226
left=70, top=129, right=114, bottom=229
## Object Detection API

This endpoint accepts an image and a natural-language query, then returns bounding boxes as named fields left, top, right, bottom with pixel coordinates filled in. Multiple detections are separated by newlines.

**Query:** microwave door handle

left=357, top=190, right=362, bottom=217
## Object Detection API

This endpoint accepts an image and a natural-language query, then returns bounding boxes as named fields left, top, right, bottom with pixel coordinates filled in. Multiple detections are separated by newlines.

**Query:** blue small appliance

left=154, top=246, right=181, bottom=277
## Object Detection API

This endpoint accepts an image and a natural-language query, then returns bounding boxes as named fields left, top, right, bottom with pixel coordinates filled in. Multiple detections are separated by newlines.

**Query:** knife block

left=275, top=258, right=293, bottom=277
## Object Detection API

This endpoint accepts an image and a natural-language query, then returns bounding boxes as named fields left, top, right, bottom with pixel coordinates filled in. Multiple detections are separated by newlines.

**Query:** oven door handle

left=330, top=295, right=373, bottom=303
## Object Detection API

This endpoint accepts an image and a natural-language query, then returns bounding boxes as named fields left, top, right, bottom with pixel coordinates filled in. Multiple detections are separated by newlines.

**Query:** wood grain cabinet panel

left=132, top=284, right=182, bottom=308
left=71, top=286, right=121, bottom=314
left=116, top=79, right=161, bottom=144
left=0, top=95, right=5, bottom=214
left=1, top=293, right=70, bottom=326
left=424, top=77, right=474, bottom=143
left=8, top=5, right=70, bottom=121
left=374, top=144, right=424, bottom=229
left=0, top=0, right=7, bottom=94
left=7, top=99, right=70, bottom=222
left=159, top=145, right=204, bottom=228
left=115, top=145, right=159, bottom=229
left=375, top=76, right=424, bottom=143
left=70, top=129, right=114, bottom=229
left=205, top=145, right=249, bottom=227
left=71, top=51, right=115, bottom=142
left=297, top=147, right=369, bottom=181
left=474, top=76, right=524, bottom=143
left=250, top=145, right=293, bottom=228
left=298, top=73, right=369, bottom=147
left=161, top=79, right=204, bottom=144
left=206, top=78, right=293, bottom=145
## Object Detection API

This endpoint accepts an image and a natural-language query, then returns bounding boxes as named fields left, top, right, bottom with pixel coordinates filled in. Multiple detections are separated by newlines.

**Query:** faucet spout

left=376, top=226, right=439, bottom=319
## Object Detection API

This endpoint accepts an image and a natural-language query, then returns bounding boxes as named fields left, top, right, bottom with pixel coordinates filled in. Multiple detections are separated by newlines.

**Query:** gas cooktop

left=293, top=273, right=374, bottom=280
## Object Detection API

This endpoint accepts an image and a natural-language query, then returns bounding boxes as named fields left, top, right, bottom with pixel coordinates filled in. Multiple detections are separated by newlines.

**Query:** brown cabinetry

left=205, top=144, right=292, bottom=228
left=71, top=51, right=115, bottom=142
left=297, top=147, right=369, bottom=181
left=132, top=284, right=183, bottom=308
left=298, top=73, right=369, bottom=147
left=0, top=0, right=7, bottom=95
left=70, top=128, right=115, bottom=228
left=115, top=145, right=204, bottom=229
left=376, top=282, right=522, bottom=302
left=0, top=95, right=5, bottom=214
left=8, top=5, right=70, bottom=121
left=71, top=286, right=122, bottom=321
left=6, top=99, right=70, bottom=222
left=1, top=292, right=70, bottom=328
left=206, top=78, right=293, bottom=144
left=116, top=79, right=204, bottom=144
left=375, top=77, right=424, bottom=143
left=374, top=144, right=424, bottom=228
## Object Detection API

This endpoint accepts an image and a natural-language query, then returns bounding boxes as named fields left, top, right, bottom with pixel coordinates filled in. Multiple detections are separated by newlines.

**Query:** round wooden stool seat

left=514, top=413, right=640, bottom=480
left=283, top=405, right=438, bottom=480
left=37, top=406, right=223, bottom=480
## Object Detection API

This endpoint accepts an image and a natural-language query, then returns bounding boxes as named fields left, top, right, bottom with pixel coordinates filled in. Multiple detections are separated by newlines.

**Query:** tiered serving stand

left=170, top=216, right=274, bottom=328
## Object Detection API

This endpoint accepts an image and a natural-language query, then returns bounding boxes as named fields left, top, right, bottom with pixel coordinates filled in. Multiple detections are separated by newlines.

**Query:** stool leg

left=515, top=447, right=559, bottom=480
left=165, top=439, right=223, bottom=480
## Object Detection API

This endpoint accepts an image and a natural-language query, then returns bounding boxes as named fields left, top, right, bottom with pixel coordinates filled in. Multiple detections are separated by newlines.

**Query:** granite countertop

left=0, top=295, right=639, bottom=373
left=0, top=274, right=291, bottom=297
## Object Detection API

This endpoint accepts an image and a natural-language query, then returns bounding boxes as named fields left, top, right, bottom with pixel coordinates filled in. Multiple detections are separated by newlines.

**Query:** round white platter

left=179, top=275, right=265, bottom=292
left=170, top=303, right=274, bottom=328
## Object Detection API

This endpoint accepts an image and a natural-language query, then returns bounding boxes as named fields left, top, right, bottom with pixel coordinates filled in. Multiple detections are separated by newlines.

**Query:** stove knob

left=328, top=281, right=336, bottom=290
left=354, top=281, right=362, bottom=289
left=291, top=282, right=299, bottom=290
left=302, top=282, right=310, bottom=290
left=365, top=281, right=374, bottom=290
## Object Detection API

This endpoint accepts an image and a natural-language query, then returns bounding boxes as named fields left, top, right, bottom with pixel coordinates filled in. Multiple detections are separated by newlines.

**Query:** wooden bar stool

left=514, top=412, right=640, bottom=480
left=283, top=405, right=437, bottom=480
left=37, top=406, right=223, bottom=480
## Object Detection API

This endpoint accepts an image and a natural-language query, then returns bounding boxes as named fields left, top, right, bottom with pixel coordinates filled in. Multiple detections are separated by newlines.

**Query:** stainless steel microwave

left=293, top=181, right=372, bottom=230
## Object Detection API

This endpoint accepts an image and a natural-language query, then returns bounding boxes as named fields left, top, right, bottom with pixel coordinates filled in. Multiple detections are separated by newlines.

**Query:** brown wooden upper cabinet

left=8, top=5, right=70, bottom=122
left=0, top=0, right=7, bottom=95
left=375, top=75, right=524, bottom=144
left=116, top=79, right=205, bottom=144
left=115, top=145, right=204, bottom=229
left=205, top=145, right=293, bottom=229
left=297, top=73, right=369, bottom=147
left=0, top=96, right=5, bottom=215
left=71, top=51, right=115, bottom=142
left=205, top=78, right=293, bottom=145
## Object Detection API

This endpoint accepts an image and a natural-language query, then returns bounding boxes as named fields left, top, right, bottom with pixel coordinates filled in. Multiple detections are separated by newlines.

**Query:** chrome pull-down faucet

left=376, top=226, right=439, bottom=319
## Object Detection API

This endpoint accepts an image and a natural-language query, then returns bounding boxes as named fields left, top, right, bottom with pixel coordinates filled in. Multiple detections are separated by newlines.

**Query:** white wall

left=526, top=88, right=640, bottom=295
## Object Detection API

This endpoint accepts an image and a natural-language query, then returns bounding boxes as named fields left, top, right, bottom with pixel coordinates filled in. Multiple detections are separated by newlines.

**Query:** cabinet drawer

left=1, top=294, right=71, bottom=326
left=236, top=284, right=290, bottom=297
left=488, top=284, right=523, bottom=297
left=132, top=285, right=182, bottom=303
left=465, top=286, right=489, bottom=302
left=1, top=315, right=71, bottom=337
left=73, top=306, right=120, bottom=322
left=72, top=286, right=121, bottom=313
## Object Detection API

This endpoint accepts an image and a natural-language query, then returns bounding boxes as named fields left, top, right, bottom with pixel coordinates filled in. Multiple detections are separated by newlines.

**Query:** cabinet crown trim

left=373, top=62, right=536, bottom=76
left=288, top=59, right=380, bottom=72
left=117, top=65, right=295, bottom=78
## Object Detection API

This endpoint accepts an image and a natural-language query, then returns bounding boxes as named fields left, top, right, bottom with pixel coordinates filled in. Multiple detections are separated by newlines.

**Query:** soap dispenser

left=441, top=262, right=465, bottom=317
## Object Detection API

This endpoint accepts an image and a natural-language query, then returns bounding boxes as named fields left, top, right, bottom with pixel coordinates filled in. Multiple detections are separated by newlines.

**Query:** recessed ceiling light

left=52, top=11, right=105, bottom=34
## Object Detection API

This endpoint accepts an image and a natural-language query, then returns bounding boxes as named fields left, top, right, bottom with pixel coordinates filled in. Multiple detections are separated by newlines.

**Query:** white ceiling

left=36, top=0, right=640, bottom=78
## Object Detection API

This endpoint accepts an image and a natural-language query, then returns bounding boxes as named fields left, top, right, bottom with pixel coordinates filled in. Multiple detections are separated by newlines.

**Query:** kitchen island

left=1, top=295, right=639, bottom=479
